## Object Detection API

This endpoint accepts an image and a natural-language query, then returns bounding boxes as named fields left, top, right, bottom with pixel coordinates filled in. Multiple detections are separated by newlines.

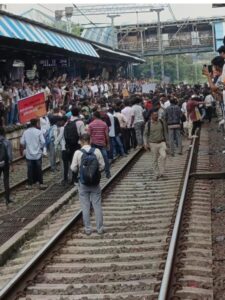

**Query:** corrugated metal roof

left=0, top=14, right=99, bottom=58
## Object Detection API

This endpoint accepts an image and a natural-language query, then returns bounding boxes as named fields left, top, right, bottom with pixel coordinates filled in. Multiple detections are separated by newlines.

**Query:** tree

left=134, top=53, right=213, bottom=84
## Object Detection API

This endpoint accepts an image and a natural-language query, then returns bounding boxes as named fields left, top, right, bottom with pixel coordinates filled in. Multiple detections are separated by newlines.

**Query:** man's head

left=151, top=110, right=159, bottom=122
left=30, top=118, right=39, bottom=128
left=170, top=98, right=177, bottom=105
left=218, top=45, right=225, bottom=59
left=93, top=111, right=101, bottom=119
left=71, top=107, right=80, bottom=117
left=211, top=56, right=225, bottom=72
left=79, top=133, right=91, bottom=146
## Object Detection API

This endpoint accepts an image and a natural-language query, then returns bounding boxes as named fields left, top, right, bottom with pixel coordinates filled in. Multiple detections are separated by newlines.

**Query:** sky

left=3, top=3, right=225, bottom=26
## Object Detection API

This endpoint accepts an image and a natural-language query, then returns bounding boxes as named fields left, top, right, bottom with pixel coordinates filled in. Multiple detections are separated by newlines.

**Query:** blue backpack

left=79, top=148, right=101, bottom=186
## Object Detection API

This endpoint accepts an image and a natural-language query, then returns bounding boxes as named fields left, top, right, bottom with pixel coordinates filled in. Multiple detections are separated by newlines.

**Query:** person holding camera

left=202, top=56, right=224, bottom=116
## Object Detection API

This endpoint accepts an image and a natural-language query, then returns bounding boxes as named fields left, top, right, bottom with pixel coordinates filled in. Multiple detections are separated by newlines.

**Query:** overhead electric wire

left=73, top=3, right=114, bottom=42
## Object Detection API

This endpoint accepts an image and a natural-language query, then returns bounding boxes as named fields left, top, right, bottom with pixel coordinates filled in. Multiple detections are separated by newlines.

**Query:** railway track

left=0, top=150, right=140, bottom=288
left=0, top=126, right=214, bottom=300
left=0, top=155, right=61, bottom=216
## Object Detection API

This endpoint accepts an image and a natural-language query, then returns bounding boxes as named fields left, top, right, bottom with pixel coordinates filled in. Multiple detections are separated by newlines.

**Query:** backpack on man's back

left=79, top=148, right=101, bottom=186
left=64, top=119, right=80, bottom=150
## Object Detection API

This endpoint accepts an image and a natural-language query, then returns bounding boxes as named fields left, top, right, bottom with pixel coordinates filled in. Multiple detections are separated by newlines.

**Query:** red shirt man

left=88, top=111, right=109, bottom=148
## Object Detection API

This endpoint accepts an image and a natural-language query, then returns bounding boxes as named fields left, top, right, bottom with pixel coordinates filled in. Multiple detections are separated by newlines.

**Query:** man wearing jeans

left=71, top=133, right=105, bottom=235
left=88, top=111, right=111, bottom=178
left=131, top=96, right=144, bottom=148
left=20, top=118, right=47, bottom=190
left=165, top=98, right=183, bottom=156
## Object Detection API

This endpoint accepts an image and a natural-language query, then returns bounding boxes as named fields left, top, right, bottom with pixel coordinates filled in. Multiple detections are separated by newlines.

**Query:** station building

left=0, top=10, right=144, bottom=83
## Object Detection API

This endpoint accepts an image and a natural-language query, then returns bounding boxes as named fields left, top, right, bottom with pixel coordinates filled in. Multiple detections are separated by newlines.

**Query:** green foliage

left=133, top=53, right=212, bottom=84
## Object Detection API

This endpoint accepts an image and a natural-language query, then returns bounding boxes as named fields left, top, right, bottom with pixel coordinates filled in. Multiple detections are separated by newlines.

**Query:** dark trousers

left=91, top=144, right=111, bottom=177
left=205, top=106, right=213, bottom=123
left=130, top=128, right=137, bottom=149
left=26, top=158, right=43, bottom=185
left=121, top=128, right=129, bottom=154
left=62, top=147, right=79, bottom=183
left=192, top=120, right=201, bottom=135
left=0, top=165, right=10, bottom=202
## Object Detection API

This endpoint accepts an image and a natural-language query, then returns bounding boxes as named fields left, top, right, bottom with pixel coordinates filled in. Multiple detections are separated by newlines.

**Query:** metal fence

left=118, top=35, right=214, bottom=54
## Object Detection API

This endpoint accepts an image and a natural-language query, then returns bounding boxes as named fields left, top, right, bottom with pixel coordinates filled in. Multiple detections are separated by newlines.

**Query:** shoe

left=178, top=152, right=183, bottom=155
left=113, top=155, right=119, bottom=160
left=39, top=184, right=48, bottom=190
left=26, top=185, right=32, bottom=190
left=61, top=180, right=69, bottom=186
left=84, top=230, right=92, bottom=236
left=97, top=228, right=105, bottom=235
left=106, top=173, right=111, bottom=179
left=6, top=199, right=14, bottom=205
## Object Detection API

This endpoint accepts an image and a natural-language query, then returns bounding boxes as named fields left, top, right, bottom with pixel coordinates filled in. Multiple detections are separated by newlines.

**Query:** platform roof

left=0, top=10, right=99, bottom=59
left=0, top=10, right=144, bottom=64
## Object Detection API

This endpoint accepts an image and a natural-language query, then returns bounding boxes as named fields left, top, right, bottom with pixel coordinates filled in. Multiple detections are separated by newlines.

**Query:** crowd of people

left=1, top=59, right=224, bottom=232
left=0, top=78, right=151, bottom=126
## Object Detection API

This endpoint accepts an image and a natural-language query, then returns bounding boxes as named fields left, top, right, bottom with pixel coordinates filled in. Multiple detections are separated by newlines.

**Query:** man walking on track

left=71, top=133, right=105, bottom=235
left=143, top=110, right=167, bottom=180
left=0, top=126, right=13, bottom=205
left=88, top=111, right=111, bottom=178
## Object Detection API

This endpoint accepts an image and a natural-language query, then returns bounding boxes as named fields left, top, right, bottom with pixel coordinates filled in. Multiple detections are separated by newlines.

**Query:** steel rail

left=158, top=136, right=198, bottom=300
left=0, top=148, right=142, bottom=300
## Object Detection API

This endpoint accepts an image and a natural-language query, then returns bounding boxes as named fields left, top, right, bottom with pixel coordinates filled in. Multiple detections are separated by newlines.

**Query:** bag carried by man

left=64, top=119, right=80, bottom=150
left=79, top=148, right=101, bottom=186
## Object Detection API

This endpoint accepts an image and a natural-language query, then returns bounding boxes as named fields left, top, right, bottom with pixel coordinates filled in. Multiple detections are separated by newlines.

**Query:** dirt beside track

left=210, top=119, right=225, bottom=299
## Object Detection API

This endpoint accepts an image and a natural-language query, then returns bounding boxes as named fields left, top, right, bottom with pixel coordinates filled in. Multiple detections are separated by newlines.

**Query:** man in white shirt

left=20, top=118, right=47, bottom=190
left=131, top=96, right=144, bottom=148
left=204, top=92, right=214, bottom=123
left=71, top=133, right=105, bottom=235
left=121, top=99, right=136, bottom=150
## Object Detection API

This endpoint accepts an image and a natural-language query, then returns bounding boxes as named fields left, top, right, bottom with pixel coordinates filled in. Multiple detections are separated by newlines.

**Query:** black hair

left=80, top=133, right=91, bottom=143
left=93, top=111, right=101, bottom=119
left=211, top=56, right=225, bottom=69
left=30, top=118, right=38, bottom=127
left=71, top=106, right=80, bottom=117
left=218, top=45, right=225, bottom=54
left=124, top=99, right=130, bottom=106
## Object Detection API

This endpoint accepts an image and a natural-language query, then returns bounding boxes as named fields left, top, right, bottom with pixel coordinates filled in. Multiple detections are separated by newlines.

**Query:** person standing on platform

left=20, top=118, right=47, bottom=190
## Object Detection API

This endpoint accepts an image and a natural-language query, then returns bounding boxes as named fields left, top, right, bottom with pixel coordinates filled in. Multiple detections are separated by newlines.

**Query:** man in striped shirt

left=88, top=111, right=111, bottom=178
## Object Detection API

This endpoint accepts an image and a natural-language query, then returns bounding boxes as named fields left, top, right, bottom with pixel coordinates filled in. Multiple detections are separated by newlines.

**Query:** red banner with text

left=18, top=92, right=46, bottom=124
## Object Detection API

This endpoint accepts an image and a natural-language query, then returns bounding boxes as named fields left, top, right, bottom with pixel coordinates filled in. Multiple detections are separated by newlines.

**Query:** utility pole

left=176, top=54, right=180, bottom=82
left=161, top=55, right=165, bottom=81
left=65, top=7, right=73, bottom=33
left=107, top=14, right=120, bottom=50
left=151, top=57, right=154, bottom=80
left=150, top=7, right=164, bottom=81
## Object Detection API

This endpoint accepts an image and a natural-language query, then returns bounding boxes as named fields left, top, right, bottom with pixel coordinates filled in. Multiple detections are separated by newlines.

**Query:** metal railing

left=118, top=36, right=214, bottom=54
left=158, top=134, right=199, bottom=300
